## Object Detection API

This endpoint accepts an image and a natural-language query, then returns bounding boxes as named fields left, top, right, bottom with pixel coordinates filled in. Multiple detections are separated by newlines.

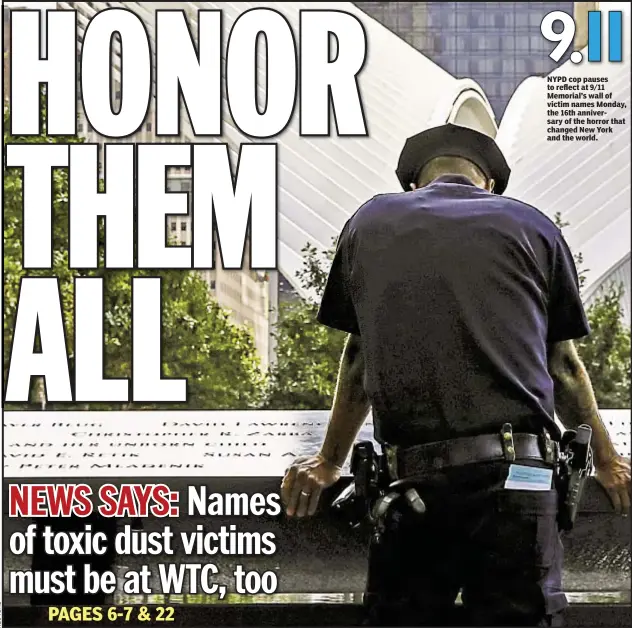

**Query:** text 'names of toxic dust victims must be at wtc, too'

left=7, top=485, right=284, bottom=600
left=546, top=75, right=627, bottom=141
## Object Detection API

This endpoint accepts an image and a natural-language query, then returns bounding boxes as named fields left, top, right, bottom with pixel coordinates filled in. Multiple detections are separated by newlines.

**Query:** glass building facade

left=354, top=2, right=574, bottom=119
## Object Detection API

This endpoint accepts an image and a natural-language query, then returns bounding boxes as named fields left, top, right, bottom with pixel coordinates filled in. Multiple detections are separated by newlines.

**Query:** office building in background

left=167, top=175, right=271, bottom=365
left=354, top=1, right=573, bottom=118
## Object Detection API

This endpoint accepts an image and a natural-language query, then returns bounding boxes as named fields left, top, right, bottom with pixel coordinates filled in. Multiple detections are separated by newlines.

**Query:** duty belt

left=385, top=424, right=559, bottom=481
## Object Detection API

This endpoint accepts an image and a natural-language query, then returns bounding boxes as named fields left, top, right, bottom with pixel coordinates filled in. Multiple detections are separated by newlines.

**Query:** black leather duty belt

left=386, top=429, right=558, bottom=481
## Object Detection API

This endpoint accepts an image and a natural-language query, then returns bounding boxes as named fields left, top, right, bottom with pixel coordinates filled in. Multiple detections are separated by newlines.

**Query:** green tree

left=3, top=102, right=265, bottom=410
left=265, top=242, right=346, bottom=410
left=575, top=285, right=630, bottom=408
left=555, top=213, right=630, bottom=408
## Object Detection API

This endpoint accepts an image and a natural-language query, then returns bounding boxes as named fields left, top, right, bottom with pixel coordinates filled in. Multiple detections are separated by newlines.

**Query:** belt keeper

left=500, top=423, right=516, bottom=462
left=385, top=446, right=399, bottom=481
left=541, top=431, right=555, bottom=464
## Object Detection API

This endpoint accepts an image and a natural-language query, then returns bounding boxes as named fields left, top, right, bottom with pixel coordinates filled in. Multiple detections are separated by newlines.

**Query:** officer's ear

left=409, top=183, right=418, bottom=191
left=487, top=178, right=496, bottom=193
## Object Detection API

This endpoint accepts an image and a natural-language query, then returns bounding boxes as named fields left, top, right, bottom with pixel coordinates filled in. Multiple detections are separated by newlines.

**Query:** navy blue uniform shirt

left=317, top=175, right=590, bottom=446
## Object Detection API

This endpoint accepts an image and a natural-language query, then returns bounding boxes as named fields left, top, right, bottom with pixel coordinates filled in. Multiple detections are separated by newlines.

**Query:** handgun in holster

left=331, top=440, right=428, bottom=544
left=330, top=441, right=382, bottom=529
left=557, top=424, right=593, bottom=531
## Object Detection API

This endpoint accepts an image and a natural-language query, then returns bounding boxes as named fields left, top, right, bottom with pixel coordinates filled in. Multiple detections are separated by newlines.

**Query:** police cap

left=396, top=123, right=511, bottom=195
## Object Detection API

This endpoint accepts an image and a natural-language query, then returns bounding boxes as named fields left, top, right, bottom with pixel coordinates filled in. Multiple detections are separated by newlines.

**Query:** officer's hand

left=595, top=455, right=631, bottom=515
left=281, top=454, right=342, bottom=518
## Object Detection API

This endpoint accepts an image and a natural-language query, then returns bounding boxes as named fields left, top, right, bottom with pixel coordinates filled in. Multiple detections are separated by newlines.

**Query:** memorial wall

left=4, top=410, right=630, bottom=478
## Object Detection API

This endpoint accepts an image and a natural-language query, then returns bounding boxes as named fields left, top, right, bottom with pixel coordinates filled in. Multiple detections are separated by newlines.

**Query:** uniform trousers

left=363, top=460, right=566, bottom=627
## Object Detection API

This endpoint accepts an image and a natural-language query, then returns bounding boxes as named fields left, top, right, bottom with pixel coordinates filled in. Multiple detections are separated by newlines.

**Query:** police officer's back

left=323, top=170, right=583, bottom=449
left=281, top=124, right=631, bottom=627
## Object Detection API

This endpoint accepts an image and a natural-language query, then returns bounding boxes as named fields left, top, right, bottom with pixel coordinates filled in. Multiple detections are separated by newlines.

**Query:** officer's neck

left=431, top=174, right=478, bottom=187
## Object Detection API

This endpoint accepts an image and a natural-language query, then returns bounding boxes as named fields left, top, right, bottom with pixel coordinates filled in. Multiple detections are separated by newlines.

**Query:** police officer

left=281, top=124, right=631, bottom=627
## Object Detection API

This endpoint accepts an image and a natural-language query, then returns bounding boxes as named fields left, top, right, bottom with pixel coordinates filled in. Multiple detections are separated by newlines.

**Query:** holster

left=330, top=441, right=383, bottom=528
left=556, top=425, right=594, bottom=531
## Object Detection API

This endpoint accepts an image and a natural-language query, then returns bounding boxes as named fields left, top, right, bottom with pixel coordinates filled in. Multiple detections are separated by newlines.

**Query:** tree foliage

left=3, top=102, right=265, bottom=410
left=575, top=285, right=630, bottom=409
left=555, top=213, right=629, bottom=408
left=265, top=243, right=346, bottom=410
